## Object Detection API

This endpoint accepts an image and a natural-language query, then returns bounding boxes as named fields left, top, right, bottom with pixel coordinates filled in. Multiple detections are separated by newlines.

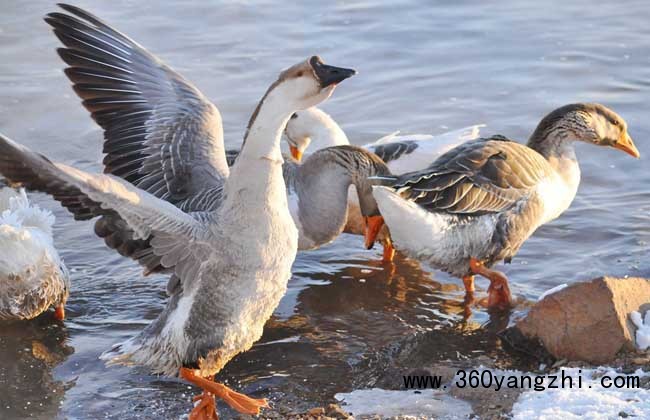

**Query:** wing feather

left=45, top=4, right=228, bottom=204
left=389, top=136, right=552, bottom=215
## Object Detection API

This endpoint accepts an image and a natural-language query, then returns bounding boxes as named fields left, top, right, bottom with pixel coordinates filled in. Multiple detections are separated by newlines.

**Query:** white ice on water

left=334, top=388, right=473, bottom=419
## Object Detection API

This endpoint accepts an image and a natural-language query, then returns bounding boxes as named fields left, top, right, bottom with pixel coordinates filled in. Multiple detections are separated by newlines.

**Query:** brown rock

left=307, top=407, right=325, bottom=416
left=514, top=276, right=650, bottom=364
left=325, top=404, right=352, bottom=419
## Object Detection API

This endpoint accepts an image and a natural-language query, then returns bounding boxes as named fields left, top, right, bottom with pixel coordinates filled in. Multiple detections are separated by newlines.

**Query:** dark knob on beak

left=310, top=56, right=357, bottom=88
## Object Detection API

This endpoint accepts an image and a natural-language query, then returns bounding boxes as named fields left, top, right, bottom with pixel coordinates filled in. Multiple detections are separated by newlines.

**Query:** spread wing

left=386, top=136, right=553, bottom=215
left=45, top=4, right=229, bottom=204
left=0, top=133, right=211, bottom=290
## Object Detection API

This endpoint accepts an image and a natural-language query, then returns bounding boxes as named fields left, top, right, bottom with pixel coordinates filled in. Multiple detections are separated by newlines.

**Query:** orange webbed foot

left=180, top=368, right=269, bottom=416
left=486, top=275, right=512, bottom=310
left=190, top=392, right=218, bottom=420
left=468, top=258, right=513, bottom=311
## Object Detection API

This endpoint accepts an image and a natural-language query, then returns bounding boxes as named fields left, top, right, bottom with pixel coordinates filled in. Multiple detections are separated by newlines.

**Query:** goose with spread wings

left=46, top=4, right=385, bottom=269
left=3, top=4, right=357, bottom=419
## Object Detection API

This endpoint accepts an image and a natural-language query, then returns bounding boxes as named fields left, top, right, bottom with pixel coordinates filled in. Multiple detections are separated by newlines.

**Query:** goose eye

left=611, top=119, right=619, bottom=126
left=296, top=71, right=304, bottom=77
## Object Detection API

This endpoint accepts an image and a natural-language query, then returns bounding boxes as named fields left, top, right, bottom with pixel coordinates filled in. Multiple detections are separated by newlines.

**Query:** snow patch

left=512, top=367, right=650, bottom=420
left=538, top=283, right=568, bottom=301
left=334, top=388, right=473, bottom=419
left=630, top=310, right=650, bottom=350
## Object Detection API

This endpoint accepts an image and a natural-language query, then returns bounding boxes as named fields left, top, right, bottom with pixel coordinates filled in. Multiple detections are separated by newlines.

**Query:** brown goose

left=367, top=103, right=639, bottom=309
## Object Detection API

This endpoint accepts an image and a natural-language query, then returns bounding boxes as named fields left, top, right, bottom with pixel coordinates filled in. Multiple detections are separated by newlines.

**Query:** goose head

left=529, top=103, right=639, bottom=158
left=285, top=107, right=349, bottom=161
left=245, top=56, right=356, bottom=147
left=265, top=56, right=355, bottom=113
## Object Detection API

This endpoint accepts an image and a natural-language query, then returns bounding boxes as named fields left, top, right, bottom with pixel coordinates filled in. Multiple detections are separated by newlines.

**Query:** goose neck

left=240, top=89, right=295, bottom=163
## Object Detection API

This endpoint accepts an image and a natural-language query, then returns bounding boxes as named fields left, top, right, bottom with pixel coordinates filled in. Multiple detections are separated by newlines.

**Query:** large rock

left=512, top=276, right=650, bottom=364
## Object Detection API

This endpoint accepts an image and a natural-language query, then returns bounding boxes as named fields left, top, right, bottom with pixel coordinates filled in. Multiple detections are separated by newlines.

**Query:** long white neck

left=308, top=108, right=349, bottom=150
left=223, top=84, right=297, bottom=219
left=239, top=88, right=297, bottom=164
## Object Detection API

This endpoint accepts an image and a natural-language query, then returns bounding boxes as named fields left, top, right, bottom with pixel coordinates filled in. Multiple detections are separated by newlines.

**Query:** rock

left=632, top=356, right=650, bottom=365
left=512, top=277, right=650, bottom=364
left=324, top=404, right=351, bottom=419
left=307, top=407, right=325, bottom=416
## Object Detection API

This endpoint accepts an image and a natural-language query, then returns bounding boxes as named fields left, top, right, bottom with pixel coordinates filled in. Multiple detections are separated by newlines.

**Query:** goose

left=227, top=145, right=390, bottom=251
left=0, top=179, right=69, bottom=321
left=284, top=106, right=483, bottom=261
left=0, top=56, right=354, bottom=418
left=365, top=103, right=639, bottom=310
left=33, top=4, right=356, bottom=419
left=285, top=107, right=482, bottom=171
left=46, top=4, right=386, bottom=259
left=284, top=145, right=390, bottom=251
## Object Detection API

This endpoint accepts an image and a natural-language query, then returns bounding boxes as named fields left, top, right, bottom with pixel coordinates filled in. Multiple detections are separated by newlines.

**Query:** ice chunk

left=630, top=310, right=650, bottom=350
left=334, top=388, right=473, bottom=418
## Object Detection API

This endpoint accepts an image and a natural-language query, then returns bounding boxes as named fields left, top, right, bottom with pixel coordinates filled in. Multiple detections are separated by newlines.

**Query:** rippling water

left=1, top=0, right=649, bottom=418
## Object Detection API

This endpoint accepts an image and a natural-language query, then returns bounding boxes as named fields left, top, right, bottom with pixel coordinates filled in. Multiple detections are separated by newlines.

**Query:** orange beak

left=53, top=303, right=65, bottom=321
left=289, top=145, right=303, bottom=161
left=364, top=215, right=385, bottom=250
left=614, top=132, right=640, bottom=158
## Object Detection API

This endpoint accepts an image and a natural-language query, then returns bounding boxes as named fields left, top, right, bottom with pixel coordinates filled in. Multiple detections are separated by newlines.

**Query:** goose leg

left=462, top=275, right=475, bottom=293
left=462, top=275, right=476, bottom=319
left=53, top=303, right=65, bottom=320
left=381, top=234, right=396, bottom=263
left=180, top=368, right=269, bottom=418
left=468, top=258, right=512, bottom=310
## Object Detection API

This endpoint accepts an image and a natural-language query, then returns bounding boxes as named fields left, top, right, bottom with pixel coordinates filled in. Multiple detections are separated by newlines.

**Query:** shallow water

left=0, top=0, right=649, bottom=418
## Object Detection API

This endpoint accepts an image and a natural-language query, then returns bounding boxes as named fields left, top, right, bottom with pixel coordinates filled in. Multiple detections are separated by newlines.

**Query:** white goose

left=285, top=107, right=483, bottom=172
left=26, top=4, right=356, bottom=419
left=366, top=103, right=639, bottom=310
left=285, top=106, right=483, bottom=261
left=0, top=56, right=354, bottom=418
left=0, top=180, right=69, bottom=321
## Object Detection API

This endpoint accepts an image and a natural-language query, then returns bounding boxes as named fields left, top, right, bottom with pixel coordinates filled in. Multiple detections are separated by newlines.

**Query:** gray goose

left=367, top=103, right=639, bottom=309
left=0, top=180, right=69, bottom=321
left=4, top=4, right=357, bottom=419
left=283, top=145, right=390, bottom=250
left=284, top=106, right=483, bottom=261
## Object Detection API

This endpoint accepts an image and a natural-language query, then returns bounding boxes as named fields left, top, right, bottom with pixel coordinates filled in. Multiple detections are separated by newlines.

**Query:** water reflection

left=0, top=315, right=73, bottom=419
left=215, top=253, right=523, bottom=413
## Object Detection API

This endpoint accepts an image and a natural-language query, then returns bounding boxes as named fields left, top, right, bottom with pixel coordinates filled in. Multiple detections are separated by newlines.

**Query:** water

left=1, top=0, right=649, bottom=418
